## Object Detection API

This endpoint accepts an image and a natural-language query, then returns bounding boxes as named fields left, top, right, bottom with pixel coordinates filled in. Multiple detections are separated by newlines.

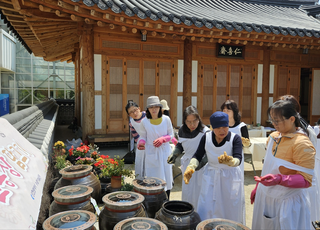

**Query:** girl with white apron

left=130, top=116, right=146, bottom=179
left=252, top=138, right=314, bottom=229
left=179, top=125, right=210, bottom=210
left=139, top=115, right=174, bottom=191
left=138, top=96, right=174, bottom=194
left=197, top=131, right=244, bottom=223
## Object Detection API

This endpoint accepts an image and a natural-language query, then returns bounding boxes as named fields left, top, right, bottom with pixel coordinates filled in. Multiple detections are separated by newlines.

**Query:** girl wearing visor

left=183, top=111, right=245, bottom=223
left=137, top=96, right=174, bottom=199
left=251, top=100, right=315, bottom=230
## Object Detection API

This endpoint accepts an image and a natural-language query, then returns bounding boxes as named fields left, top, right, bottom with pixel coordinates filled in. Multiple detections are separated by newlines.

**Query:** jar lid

left=196, top=218, right=250, bottom=230
left=59, top=165, right=92, bottom=179
left=114, top=217, right=168, bottom=230
left=132, top=177, right=166, bottom=194
left=43, top=210, right=96, bottom=230
left=102, top=191, right=145, bottom=211
left=52, top=185, right=93, bottom=204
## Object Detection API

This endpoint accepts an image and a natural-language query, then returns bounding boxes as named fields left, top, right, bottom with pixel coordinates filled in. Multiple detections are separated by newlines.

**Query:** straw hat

left=146, top=96, right=163, bottom=109
left=160, top=99, right=170, bottom=110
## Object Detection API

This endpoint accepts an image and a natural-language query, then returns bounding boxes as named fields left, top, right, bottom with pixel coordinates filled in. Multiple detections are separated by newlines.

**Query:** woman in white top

left=138, top=96, right=174, bottom=199
left=167, top=105, right=210, bottom=209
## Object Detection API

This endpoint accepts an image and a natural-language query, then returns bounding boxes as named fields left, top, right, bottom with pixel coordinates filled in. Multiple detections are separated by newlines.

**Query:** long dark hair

left=182, top=105, right=204, bottom=133
left=146, top=108, right=162, bottom=119
left=267, top=100, right=308, bottom=135
left=125, top=101, right=139, bottom=115
left=278, top=95, right=309, bottom=135
left=220, top=100, right=241, bottom=123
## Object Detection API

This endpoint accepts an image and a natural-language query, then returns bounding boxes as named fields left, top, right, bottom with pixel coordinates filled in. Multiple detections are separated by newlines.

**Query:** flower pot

left=111, top=175, right=122, bottom=189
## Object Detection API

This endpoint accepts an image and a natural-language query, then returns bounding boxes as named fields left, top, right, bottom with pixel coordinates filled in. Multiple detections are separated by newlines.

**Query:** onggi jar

left=43, top=210, right=97, bottom=230
left=114, top=217, right=168, bottom=230
left=54, top=165, right=101, bottom=202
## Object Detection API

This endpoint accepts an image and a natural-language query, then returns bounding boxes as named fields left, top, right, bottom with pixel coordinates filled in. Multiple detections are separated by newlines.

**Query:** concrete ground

left=54, top=125, right=262, bottom=229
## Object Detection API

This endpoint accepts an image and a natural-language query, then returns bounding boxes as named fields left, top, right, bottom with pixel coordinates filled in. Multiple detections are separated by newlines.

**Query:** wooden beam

left=11, top=0, right=21, bottom=10
left=90, top=9, right=102, bottom=18
left=39, top=4, right=54, bottom=13
left=55, top=10, right=70, bottom=17
left=183, top=38, right=192, bottom=110
left=85, top=18, right=95, bottom=24
left=97, top=21, right=106, bottom=27
left=71, top=14, right=84, bottom=22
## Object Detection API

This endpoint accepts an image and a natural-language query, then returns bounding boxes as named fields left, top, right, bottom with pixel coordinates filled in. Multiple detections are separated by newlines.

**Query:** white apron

left=229, top=122, right=246, bottom=224
left=311, top=139, right=320, bottom=222
left=180, top=126, right=210, bottom=210
left=130, top=117, right=146, bottom=179
left=140, top=115, right=174, bottom=191
left=252, top=138, right=314, bottom=230
left=196, top=132, right=245, bottom=224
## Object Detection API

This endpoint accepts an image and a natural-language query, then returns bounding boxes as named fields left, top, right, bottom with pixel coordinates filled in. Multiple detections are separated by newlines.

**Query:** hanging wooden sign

left=217, top=44, right=245, bottom=58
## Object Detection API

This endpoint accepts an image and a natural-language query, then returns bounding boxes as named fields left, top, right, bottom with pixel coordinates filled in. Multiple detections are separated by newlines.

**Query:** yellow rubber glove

left=183, top=158, right=199, bottom=184
left=241, top=137, right=251, bottom=147
left=218, top=151, right=240, bottom=167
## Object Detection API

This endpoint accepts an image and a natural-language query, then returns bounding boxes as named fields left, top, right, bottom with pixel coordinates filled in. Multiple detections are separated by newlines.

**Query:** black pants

left=166, top=190, right=170, bottom=200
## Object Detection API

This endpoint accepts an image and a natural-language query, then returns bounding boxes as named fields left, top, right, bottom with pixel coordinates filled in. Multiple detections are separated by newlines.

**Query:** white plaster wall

left=178, top=60, right=184, bottom=92
left=257, top=64, right=263, bottom=94
left=192, top=61, right=198, bottom=93
left=269, top=65, right=275, bottom=94
left=95, top=95, right=102, bottom=129
left=256, top=97, right=262, bottom=124
left=94, top=54, right=102, bottom=91
left=177, top=96, right=183, bottom=127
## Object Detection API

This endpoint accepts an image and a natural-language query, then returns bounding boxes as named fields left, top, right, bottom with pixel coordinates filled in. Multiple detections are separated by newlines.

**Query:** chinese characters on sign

left=217, top=44, right=244, bottom=58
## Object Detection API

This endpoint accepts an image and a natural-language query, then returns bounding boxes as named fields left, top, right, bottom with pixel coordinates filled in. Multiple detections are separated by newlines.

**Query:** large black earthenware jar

left=133, top=177, right=168, bottom=218
left=114, top=217, right=168, bottom=230
left=155, top=201, right=201, bottom=230
left=196, top=218, right=251, bottom=230
left=54, top=165, right=101, bottom=202
left=49, top=185, right=95, bottom=216
left=43, top=210, right=97, bottom=230
left=99, top=191, right=146, bottom=230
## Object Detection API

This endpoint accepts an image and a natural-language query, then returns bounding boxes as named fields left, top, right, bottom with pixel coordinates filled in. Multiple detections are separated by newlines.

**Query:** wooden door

left=108, top=58, right=124, bottom=133
left=276, top=67, right=300, bottom=100
left=198, top=62, right=255, bottom=125
left=143, top=61, right=156, bottom=108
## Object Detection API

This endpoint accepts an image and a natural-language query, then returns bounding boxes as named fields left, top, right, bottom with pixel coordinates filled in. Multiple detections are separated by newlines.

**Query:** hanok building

left=1, top=0, right=320, bottom=142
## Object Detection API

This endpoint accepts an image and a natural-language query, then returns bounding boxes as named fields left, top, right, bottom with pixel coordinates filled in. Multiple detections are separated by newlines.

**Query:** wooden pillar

left=80, top=24, right=95, bottom=140
left=183, top=38, right=192, bottom=110
left=74, top=44, right=81, bottom=123
left=261, top=48, right=270, bottom=126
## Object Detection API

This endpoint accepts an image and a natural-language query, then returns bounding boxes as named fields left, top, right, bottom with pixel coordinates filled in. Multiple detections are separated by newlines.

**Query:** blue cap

left=210, top=111, right=229, bottom=129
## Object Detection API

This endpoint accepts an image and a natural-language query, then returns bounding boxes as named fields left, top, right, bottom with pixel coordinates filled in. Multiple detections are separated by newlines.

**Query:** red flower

left=69, top=148, right=74, bottom=156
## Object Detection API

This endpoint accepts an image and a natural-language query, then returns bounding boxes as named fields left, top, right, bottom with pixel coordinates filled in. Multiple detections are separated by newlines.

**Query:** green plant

left=54, top=156, right=72, bottom=170
left=100, top=155, right=134, bottom=178
left=120, top=182, right=134, bottom=191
